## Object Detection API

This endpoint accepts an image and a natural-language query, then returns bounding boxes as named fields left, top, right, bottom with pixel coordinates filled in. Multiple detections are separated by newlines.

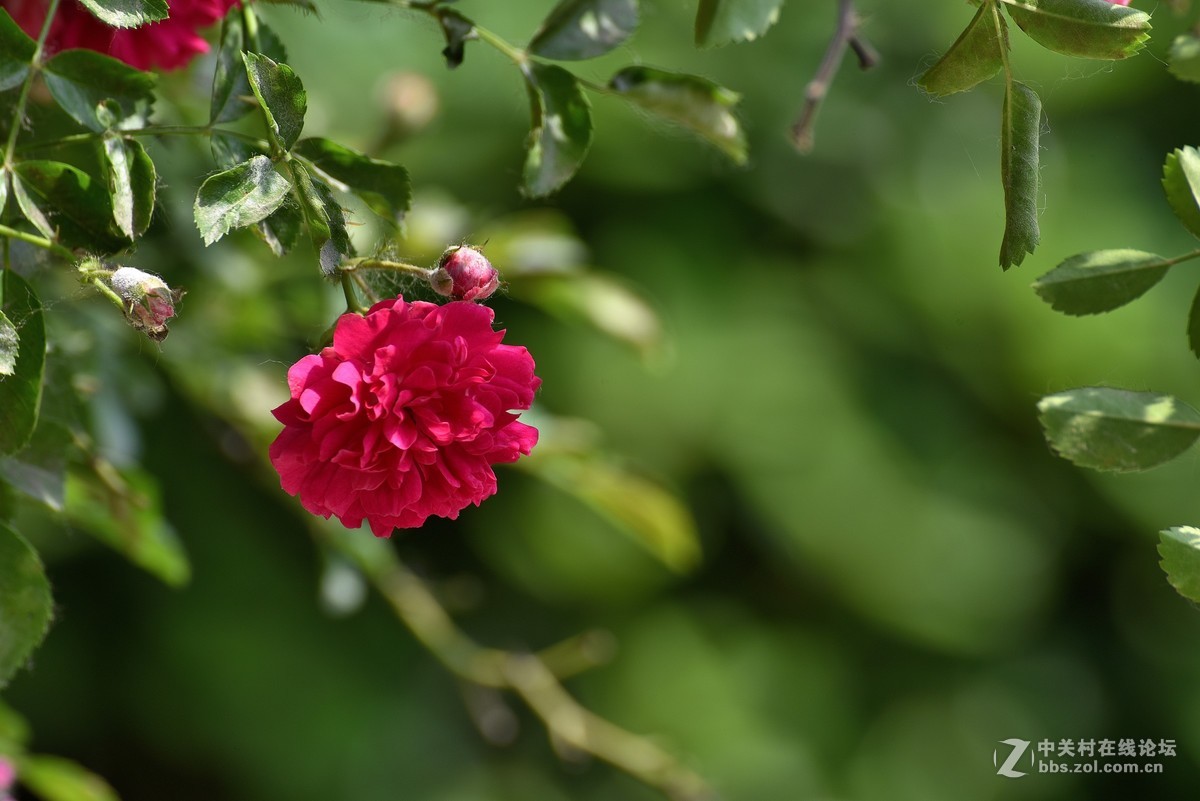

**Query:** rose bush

left=269, top=296, right=540, bottom=536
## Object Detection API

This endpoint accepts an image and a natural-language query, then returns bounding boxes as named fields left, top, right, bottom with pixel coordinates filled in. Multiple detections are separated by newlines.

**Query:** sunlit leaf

left=1001, top=0, right=1151, bottom=60
left=293, top=137, right=411, bottom=224
left=194, top=155, right=291, bottom=245
left=0, top=9, right=35, bottom=92
left=1038, top=387, right=1200, bottom=472
left=695, top=0, right=784, bottom=47
left=65, top=463, right=189, bottom=587
left=0, top=522, right=53, bottom=688
left=0, top=272, right=45, bottom=456
left=1163, top=147, right=1200, bottom=240
left=1032, top=249, right=1171, bottom=315
left=42, top=50, right=155, bottom=131
left=0, top=310, right=16, bottom=377
left=1169, top=34, right=1200, bottom=84
left=608, top=66, right=746, bottom=164
left=242, top=52, right=306, bottom=151
left=17, top=754, right=120, bottom=801
left=77, top=0, right=167, bottom=28
left=508, top=272, right=661, bottom=358
left=101, top=135, right=155, bottom=240
left=529, top=0, right=638, bottom=61
left=12, top=161, right=126, bottom=252
left=999, top=80, right=1041, bottom=269
left=0, top=420, right=74, bottom=511
left=918, top=1, right=1008, bottom=97
left=522, top=63, right=593, bottom=197
left=1159, top=526, right=1200, bottom=604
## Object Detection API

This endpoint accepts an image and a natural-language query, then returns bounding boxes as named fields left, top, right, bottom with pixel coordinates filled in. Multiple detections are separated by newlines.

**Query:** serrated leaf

left=65, top=463, right=189, bottom=587
left=0, top=9, right=36, bottom=92
left=918, top=1, right=1008, bottom=96
left=0, top=310, right=16, bottom=377
left=312, top=178, right=352, bottom=272
left=1001, top=0, right=1150, bottom=60
left=17, top=755, right=120, bottom=801
left=289, top=160, right=329, bottom=246
left=608, top=66, right=746, bottom=164
left=0, top=523, right=52, bottom=688
left=210, top=10, right=254, bottom=123
left=1170, top=35, right=1200, bottom=84
left=101, top=135, right=155, bottom=240
left=1038, top=387, right=1200, bottom=472
left=194, top=155, right=291, bottom=245
left=293, top=137, right=411, bottom=224
left=1159, top=526, right=1200, bottom=603
left=210, top=132, right=266, bottom=169
left=77, top=0, right=168, bottom=28
left=13, top=161, right=126, bottom=252
left=1163, top=147, right=1200, bottom=239
left=42, top=49, right=155, bottom=131
left=242, top=52, right=306, bottom=151
left=1032, top=249, right=1171, bottom=315
left=436, top=9, right=476, bottom=68
left=999, top=81, right=1041, bottom=269
left=529, top=0, right=638, bottom=61
left=522, top=63, right=593, bottom=198
left=254, top=195, right=304, bottom=256
left=695, top=0, right=784, bottom=47
left=0, top=272, right=44, bottom=457
left=1188, top=283, right=1200, bottom=360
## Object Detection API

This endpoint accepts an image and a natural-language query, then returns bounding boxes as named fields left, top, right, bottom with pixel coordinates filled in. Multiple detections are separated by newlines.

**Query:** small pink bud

left=1106, top=0, right=1130, bottom=5
left=109, top=267, right=182, bottom=341
left=430, top=246, right=500, bottom=302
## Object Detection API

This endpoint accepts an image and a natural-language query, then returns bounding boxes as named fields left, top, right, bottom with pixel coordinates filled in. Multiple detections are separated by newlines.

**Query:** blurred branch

left=327, top=531, right=716, bottom=801
left=791, top=0, right=878, bottom=154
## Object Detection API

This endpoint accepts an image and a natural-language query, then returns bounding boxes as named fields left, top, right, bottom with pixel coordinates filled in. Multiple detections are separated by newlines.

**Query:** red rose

left=269, top=297, right=540, bottom=536
left=4, top=0, right=236, bottom=71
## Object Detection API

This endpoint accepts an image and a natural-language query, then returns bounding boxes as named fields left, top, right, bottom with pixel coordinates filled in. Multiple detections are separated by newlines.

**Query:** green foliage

left=1159, top=526, right=1200, bottom=604
left=76, top=0, right=167, bottom=29
left=1038, top=388, right=1200, bottom=472
left=1000, top=0, right=1150, bottom=60
left=194, top=155, right=292, bottom=245
left=608, top=66, right=747, bottom=165
left=999, top=81, right=1041, bottom=269
left=435, top=8, right=476, bottom=69
left=695, top=0, right=784, bottom=48
left=1162, top=147, right=1200, bottom=239
left=0, top=10, right=35, bottom=92
left=521, top=63, right=593, bottom=198
left=101, top=135, right=156, bottom=240
left=1169, top=34, right=1200, bottom=85
left=0, top=523, right=52, bottom=688
left=242, top=52, right=307, bottom=152
left=0, top=311, right=16, bottom=377
left=529, top=0, right=639, bottom=61
left=0, top=420, right=74, bottom=511
left=17, top=754, right=121, bottom=801
left=211, top=11, right=255, bottom=124
left=0, top=272, right=44, bottom=457
left=1032, top=249, right=1172, bottom=315
left=288, top=161, right=351, bottom=271
left=917, top=2, right=1007, bottom=97
left=12, top=161, right=125, bottom=252
left=1189, top=287, right=1200, bottom=359
left=42, top=50, right=156, bottom=132
left=293, top=137, right=411, bottom=225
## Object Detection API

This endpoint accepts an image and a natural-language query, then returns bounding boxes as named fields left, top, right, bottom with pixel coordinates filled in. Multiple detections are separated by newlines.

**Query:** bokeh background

left=8, top=0, right=1200, bottom=799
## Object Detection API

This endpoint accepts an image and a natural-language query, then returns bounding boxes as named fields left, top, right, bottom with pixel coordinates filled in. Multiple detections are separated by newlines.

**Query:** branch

left=791, top=0, right=878, bottom=154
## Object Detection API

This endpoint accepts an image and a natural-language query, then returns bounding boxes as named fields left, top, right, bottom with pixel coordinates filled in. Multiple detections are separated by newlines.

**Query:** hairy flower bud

left=430, top=246, right=500, bottom=302
left=109, top=267, right=182, bottom=341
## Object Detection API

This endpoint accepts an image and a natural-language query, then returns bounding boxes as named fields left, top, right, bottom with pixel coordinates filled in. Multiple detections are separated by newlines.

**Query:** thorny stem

left=341, top=257, right=432, bottom=279
left=3, top=0, right=60, bottom=170
left=329, top=532, right=717, bottom=801
left=791, top=0, right=878, bottom=154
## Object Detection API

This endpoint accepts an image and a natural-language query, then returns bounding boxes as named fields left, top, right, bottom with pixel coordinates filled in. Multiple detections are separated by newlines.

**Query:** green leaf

left=292, top=137, right=411, bottom=224
left=13, top=161, right=126, bottom=252
left=312, top=178, right=352, bottom=273
left=695, top=0, right=785, bottom=47
left=529, top=0, right=638, bottom=61
left=0, top=310, right=15, bottom=377
left=0, top=421, right=74, bottom=511
left=17, top=755, right=120, bottom=801
left=0, top=10, right=36, bottom=92
left=101, top=135, right=155, bottom=240
left=1159, top=526, right=1200, bottom=604
left=210, top=10, right=254, bottom=123
left=0, top=272, right=44, bottom=457
left=65, top=463, right=189, bottom=587
left=1188, top=283, right=1200, bottom=361
left=194, top=155, right=291, bottom=246
left=508, top=273, right=661, bottom=358
left=999, top=81, right=1041, bottom=269
left=0, top=522, right=53, bottom=688
left=242, top=52, right=306, bottom=151
left=1163, top=147, right=1200, bottom=239
left=1038, top=387, right=1200, bottom=472
left=1032, top=249, right=1172, bottom=315
left=42, top=49, right=156, bottom=131
left=77, top=0, right=168, bottom=28
left=918, top=1, right=1008, bottom=97
left=210, top=132, right=267, bottom=169
left=435, top=9, right=476, bottom=68
left=608, top=66, right=746, bottom=164
left=1001, top=0, right=1150, bottom=60
left=0, top=697, right=30, bottom=748
left=522, top=63, right=593, bottom=198
left=1169, top=34, right=1200, bottom=84
left=254, top=195, right=304, bottom=256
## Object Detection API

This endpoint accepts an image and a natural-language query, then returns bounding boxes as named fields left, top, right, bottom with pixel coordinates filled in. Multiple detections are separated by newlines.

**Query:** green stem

left=473, top=24, right=528, bottom=67
left=342, top=257, right=432, bottom=279
left=340, top=272, right=366, bottom=314
left=1162, top=249, right=1200, bottom=268
left=0, top=223, right=74, bottom=259
left=3, top=0, right=61, bottom=170
left=18, top=125, right=270, bottom=155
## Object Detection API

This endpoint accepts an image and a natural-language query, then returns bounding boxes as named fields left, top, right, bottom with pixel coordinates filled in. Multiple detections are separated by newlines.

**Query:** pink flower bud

left=1106, top=0, right=1130, bottom=5
left=430, top=246, right=500, bottom=302
left=109, top=267, right=182, bottom=341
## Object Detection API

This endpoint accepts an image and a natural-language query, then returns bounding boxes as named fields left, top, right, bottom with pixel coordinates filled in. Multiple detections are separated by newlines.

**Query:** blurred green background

left=8, top=0, right=1200, bottom=799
